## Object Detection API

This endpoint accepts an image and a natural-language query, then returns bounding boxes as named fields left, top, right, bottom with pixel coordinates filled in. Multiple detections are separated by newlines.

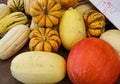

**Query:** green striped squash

left=0, top=12, right=28, bottom=34
left=7, top=0, right=24, bottom=12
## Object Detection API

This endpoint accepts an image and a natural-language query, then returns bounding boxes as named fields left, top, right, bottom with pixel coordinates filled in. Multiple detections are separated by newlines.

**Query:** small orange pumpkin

left=30, top=0, right=62, bottom=28
left=29, top=28, right=61, bottom=52
left=57, top=0, right=78, bottom=9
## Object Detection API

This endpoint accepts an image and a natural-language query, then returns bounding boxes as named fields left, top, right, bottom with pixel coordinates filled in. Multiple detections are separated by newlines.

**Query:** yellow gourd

left=59, top=8, right=86, bottom=50
left=11, top=51, right=66, bottom=84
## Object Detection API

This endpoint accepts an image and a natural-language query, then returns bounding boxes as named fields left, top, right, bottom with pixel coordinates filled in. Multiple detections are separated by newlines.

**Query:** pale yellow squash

left=100, top=29, right=120, bottom=59
left=59, top=8, right=86, bottom=50
left=11, top=51, right=66, bottom=84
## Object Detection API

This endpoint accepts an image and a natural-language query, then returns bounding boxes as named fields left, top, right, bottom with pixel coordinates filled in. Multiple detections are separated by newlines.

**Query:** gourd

left=10, top=51, right=66, bottom=84
left=29, top=28, right=61, bottom=52
left=0, top=25, right=30, bottom=60
left=0, top=4, right=11, bottom=20
left=0, top=12, right=28, bottom=35
left=100, top=29, right=120, bottom=59
left=30, top=0, right=62, bottom=27
left=7, top=0, right=24, bottom=12
left=67, top=37, right=120, bottom=84
left=83, top=10, right=106, bottom=37
left=57, top=0, right=78, bottom=9
left=59, top=8, right=86, bottom=50
left=75, top=2, right=95, bottom=14
left=24, top=0, right=32, bottom=15
left=30, top=18, right=39, bottom=30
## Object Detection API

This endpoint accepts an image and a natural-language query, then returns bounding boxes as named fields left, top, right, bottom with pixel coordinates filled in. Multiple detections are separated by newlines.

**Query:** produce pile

left=0, top=0, right=120, bottom=84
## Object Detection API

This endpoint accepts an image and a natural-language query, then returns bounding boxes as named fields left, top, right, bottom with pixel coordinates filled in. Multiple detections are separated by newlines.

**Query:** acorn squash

left=29, top=28, right=61, bottom=52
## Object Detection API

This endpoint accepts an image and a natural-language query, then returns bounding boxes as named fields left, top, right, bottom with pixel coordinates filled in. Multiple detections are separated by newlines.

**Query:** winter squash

left=11, top=51, right=66, bottom=84
left=29, top=28, right=61, bottom=52
left=7, top=0, right=24, bottom=12
left=24, top=0, right=33, bottom=15
left=57, top=0, right=78, bottom=9
left=83, top=10, right=106, bottom=37
left=30, top=0, right=62, bottom=27
left=67, top=37, right=120, bottom=84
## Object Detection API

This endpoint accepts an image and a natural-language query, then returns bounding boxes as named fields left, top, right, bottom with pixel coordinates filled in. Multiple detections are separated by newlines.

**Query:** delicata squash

left=29, top=28, right=61, bottom=52
left=30, top=0, right=62, bottom=27
left=0, top=12, right=28, bottom=35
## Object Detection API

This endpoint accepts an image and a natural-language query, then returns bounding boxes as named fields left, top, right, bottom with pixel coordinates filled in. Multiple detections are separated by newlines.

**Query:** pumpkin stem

left=43, top=7, right=48, bottom=15
left=42, top=36, right=47, bottom=41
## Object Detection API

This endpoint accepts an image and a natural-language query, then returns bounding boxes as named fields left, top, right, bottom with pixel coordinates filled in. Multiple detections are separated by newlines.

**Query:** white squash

left=100, top=29, right=120, bottom=59
left=30, top=18, right=39, bottom=30
left=24, top=0, right=33, bottom=15
left=75, top=2, right=95, bottom=14
left=0, top=25, right=30, bottom=60
left=10, top=51, right=66, bottom=84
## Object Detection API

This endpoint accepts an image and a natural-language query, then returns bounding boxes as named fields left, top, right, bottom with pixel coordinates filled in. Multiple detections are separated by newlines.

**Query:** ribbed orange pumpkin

left=57, top=0, right=78, bottom=9
left=30, top=0, right=62, bottom=27
left=29, top=28, right=61, bottom=52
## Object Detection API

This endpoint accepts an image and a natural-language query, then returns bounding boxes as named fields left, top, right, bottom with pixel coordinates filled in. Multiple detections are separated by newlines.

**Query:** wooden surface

left=0, top=0, right=120, bottom=84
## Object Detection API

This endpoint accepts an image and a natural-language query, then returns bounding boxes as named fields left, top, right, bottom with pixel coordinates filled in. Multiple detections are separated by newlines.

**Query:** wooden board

left=0, top=0, right=120, bottom=84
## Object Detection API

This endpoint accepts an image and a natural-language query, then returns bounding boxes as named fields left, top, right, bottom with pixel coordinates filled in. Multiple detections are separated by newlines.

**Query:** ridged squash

left=10, top=51, right=66, bottom=84
left=59, top=8, right=86, bottom=50
left=0, top=4, right=11, bottom=20
left=24, top=0, right=33, bottom=15
left=0, top=12, right=28, bottom=35
left=29, top=28, right=61, bottom=52
left=57, top=0, right=78, bottom=9
left=7, top=0, right=24, bottom=12
left=0, top=25, right=30, bottom=60
left=30, top=0, right=62, bottom=27
left=83, top=10, right=106, bottom=37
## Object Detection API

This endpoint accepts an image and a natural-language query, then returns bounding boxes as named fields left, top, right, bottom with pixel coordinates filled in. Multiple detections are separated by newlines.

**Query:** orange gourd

left=67, top=37, right=120, bottom=84
left=30, top=0, right=62, bottom=27
left=29, top=28, right=61, bottom=52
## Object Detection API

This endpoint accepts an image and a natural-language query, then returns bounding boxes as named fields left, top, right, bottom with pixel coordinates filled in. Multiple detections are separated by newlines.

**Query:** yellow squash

left=11, top=51, right=66, bottom=84
left=0, top=12, right=28, bottom=35
left=59, top=8, right=86, bottom=50
left=0, top=4, right=11, bottom=20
